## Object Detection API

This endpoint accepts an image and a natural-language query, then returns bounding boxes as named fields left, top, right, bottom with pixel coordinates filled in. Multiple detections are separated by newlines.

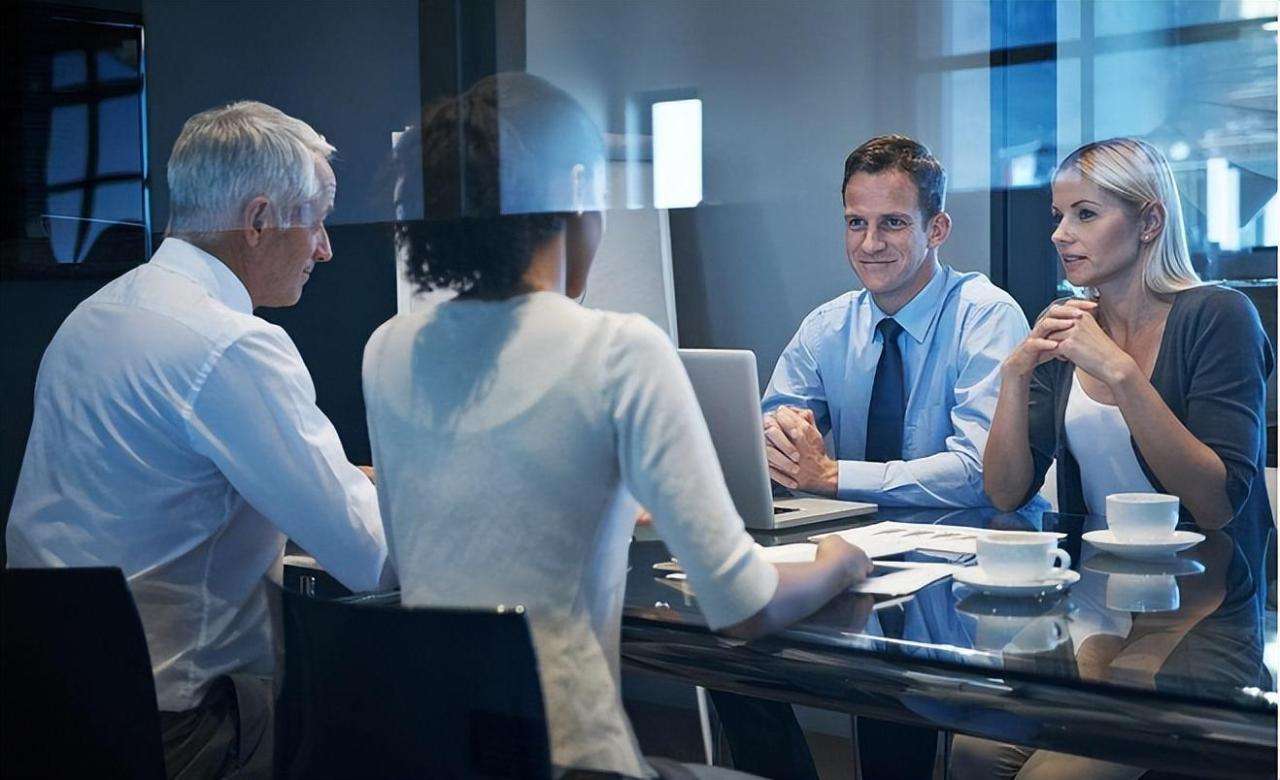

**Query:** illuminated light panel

left=652, top=99, right=703, bottom=209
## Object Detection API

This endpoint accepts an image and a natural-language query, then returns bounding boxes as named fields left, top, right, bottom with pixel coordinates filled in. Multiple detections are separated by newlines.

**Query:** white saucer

left=1082, top=529, right=1205, bottom=561
left=952, top=566, right=1080, bottom=597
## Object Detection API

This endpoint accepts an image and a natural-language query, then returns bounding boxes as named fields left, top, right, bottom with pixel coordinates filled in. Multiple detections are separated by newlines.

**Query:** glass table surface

left=620, top=506, right=1277, bottom=776
left=625, top=506, right=1275, bottom=711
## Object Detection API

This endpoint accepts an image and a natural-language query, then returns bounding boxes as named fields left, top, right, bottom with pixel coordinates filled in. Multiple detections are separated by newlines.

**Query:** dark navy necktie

left=864, top=318, right=905, bottom=463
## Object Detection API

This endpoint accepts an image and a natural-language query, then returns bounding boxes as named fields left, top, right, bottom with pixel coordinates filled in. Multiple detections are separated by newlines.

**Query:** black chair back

left=1, top=567, right=165, bottom=779
left=277, top=589, right=552, bottom=779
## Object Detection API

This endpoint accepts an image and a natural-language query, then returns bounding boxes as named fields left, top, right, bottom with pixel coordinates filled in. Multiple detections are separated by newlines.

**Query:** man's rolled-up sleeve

left=183, top=327, right=389, bottom=592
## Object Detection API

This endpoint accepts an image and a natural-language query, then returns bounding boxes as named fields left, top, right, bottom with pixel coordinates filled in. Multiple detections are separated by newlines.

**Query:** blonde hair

left=1055, top=137, right=1201, bottom=296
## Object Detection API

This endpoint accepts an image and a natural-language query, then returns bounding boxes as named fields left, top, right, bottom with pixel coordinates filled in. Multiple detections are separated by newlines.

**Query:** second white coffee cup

left=976, top=532, right=1071, bottom=581
left=1106, top=493, right=1179, bottom=542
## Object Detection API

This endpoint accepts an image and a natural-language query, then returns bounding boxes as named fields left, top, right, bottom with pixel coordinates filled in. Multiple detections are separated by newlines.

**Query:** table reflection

left=625, top=505, right=1274, bottom=709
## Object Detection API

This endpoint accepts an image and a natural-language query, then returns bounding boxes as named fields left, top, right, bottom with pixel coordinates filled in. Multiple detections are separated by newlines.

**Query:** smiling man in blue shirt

left=741, top=135, right=1032, bottom=780
left=762, top=134, right=1030, bottom=509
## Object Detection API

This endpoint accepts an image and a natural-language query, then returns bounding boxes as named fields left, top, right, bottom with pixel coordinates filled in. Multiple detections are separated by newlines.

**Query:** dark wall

left=2, top=0, right=417, bottom=525
left=143, top=0, right=420, bottom=228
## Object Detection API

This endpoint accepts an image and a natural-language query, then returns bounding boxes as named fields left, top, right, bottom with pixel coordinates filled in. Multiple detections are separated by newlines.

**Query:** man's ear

left=241, top=197, right=271, bottom=248
left=926, top=210, right=952, bottom=249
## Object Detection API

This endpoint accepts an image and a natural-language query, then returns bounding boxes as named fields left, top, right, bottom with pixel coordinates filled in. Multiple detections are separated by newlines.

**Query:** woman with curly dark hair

left=362, top=73, right=870, bottom=779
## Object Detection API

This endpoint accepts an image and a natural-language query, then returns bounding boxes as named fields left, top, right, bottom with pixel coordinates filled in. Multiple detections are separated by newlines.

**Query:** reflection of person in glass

left=984, top=138, right=1273, bottom=548
left=363, top=72, right=871, bottom=780
left=952, top=529, right=1264, bottom=779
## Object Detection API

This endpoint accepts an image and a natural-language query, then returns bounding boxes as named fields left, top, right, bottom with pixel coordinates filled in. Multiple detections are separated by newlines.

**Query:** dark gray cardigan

left=1020, top=285, right=1274, bottom=579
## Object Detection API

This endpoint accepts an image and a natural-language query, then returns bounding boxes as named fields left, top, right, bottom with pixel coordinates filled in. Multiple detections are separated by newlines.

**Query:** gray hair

left=166, top=101, right=335, bottom=234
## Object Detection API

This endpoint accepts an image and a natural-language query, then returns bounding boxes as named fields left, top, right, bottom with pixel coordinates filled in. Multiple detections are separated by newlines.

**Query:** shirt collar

left=148, top=237, right=254, bottom=315
left=868, top=261, right=950, bottom=344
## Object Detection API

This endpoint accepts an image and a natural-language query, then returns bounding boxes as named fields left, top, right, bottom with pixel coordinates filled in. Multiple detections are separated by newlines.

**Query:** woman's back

left=363, top=292, right=777, bottom=777
left=366, top=293, right=626, bottom=609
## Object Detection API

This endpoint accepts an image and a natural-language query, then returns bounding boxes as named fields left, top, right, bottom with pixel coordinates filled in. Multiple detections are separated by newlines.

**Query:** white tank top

left=1063, top=370, right=1156, bottom=516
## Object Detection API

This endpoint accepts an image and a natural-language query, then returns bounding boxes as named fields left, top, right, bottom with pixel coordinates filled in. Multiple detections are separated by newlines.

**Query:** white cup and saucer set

left=1081, top=493, right=1205, bottom=561
left=953, top=532, right=1079, bottom=598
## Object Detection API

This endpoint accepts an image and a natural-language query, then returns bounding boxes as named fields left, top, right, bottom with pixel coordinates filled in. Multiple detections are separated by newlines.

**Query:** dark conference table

left=620, top=507, right=1278, bottom=778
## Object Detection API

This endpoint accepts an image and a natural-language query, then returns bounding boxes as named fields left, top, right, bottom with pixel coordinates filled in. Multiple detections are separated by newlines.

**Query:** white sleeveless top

left=1063, top=370, right=1155, bottom=516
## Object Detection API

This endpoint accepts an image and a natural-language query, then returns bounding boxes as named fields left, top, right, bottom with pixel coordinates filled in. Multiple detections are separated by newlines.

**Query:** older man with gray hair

left=6, top=101, right=389, bottom=778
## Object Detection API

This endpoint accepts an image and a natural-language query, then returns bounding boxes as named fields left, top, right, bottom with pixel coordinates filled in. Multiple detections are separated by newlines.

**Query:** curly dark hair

left=841, top=134, right=947, bottom=221
left=392, top=73, right=604, bottom=299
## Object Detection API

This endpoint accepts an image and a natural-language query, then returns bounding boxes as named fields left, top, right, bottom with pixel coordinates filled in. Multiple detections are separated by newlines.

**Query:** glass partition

left=2, top=0, right=1276, bottom=533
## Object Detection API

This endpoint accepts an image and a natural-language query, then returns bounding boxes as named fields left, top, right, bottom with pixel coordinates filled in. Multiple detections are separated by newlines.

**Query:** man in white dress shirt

left=6, top=101, right=390, bottom=778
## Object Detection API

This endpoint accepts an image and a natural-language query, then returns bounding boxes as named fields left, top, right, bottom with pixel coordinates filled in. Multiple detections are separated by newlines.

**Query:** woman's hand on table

left=725, top=536, right=873, bottom=640
left=815, top=535, right=873, bottom=588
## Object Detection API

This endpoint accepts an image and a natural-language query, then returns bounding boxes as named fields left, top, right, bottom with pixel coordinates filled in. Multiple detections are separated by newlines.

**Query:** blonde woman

left=961, top=137, right=1273, bottom=779
left=986, top=137, right=1271, bottom=533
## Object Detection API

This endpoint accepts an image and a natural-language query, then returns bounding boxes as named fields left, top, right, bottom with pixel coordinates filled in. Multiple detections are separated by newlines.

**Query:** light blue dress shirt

left=762, top=262, right=1030, bottom=507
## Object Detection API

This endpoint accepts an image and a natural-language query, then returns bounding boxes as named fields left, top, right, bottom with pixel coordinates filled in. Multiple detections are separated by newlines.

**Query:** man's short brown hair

left=841, top=134, right=947, bottom=221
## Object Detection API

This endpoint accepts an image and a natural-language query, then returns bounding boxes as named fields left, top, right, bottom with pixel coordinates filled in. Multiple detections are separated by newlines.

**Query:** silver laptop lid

left=677, top=349, right=774, bottom=528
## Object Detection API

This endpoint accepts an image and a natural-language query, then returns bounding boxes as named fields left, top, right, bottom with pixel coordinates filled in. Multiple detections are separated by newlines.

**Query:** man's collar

left=868, top=261, right=949, bottom=344
left=149, top=238, right=254, bottom=315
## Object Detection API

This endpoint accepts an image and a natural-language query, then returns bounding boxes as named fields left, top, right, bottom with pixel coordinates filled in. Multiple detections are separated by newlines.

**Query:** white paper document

left=656, top=543, right=961, bottom=597
left=850, top=561, right=960, bottom=596
left=810, top=521, right=1066, bottom=558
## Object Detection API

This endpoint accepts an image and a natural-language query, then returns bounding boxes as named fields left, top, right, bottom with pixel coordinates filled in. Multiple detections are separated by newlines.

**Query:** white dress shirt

left=363, top=292, right=778, bottom=778
left=6, top=237, right=388, bottom=712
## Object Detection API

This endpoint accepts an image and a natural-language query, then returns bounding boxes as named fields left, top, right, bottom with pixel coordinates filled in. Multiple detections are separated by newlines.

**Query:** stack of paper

left=656, top=542, right=961, bottom=597
left=752, top=544, right=959, bottom=595
left=810, top=521, right=1065, bottom=558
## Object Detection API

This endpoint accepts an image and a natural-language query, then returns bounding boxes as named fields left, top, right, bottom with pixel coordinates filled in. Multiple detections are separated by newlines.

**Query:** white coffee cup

left=976, top=532, right=1071, bottom=581
left=1106, top=493, right=1179, bottom=542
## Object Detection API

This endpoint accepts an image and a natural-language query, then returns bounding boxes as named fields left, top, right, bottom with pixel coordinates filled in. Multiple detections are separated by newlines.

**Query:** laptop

left=678, top=349, right=877, bottom=530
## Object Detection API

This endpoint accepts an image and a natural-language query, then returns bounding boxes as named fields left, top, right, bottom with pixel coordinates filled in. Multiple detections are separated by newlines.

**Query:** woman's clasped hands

left=1003, top=299, right=1139, bottom=388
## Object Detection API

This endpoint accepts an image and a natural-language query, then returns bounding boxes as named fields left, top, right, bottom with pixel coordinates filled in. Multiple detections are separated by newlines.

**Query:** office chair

left=1, top=567, right=166, bottom=779
left=276, top=588, right=553, bottom=779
